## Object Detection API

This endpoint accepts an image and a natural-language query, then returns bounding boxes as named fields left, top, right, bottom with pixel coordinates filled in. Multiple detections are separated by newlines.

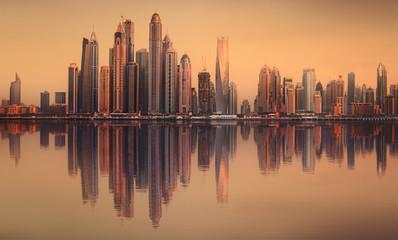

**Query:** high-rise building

left=215, top=37, right=229, bottom=114
left=361, top=84, right=367, bottom=103
left=282, top=77, right=293, bottom=107
left=228, top=82, right=237, bottom=115
left=355, top=85, right=362, bottom=103
left=384, top=94, right=395, bottom=115
left=270, top=67, right=281, bottom=112
left=366, top=87, right=375, bottom=104
left=348, top=72, right=355, bottom=104
left=10, top=73, right=21, bottom=105
left=162, top=34, right=173, bottom=112
left=90, top=29, right=99, bottom=113
left=112, top=23, right=126, bottom=113
left=148, top=13, right=163, bottom=114
left=80, top=38, right=91, bottom=113
left=136, top=49, right=149, bottom=114
left=302, top=68, right=315, bottom=112
left=287, top=88, right=295, bottom=115
left=55, top=92, right=66, bottom=104
left=390, top=84, right=398, bottom=114
left=40, top=91, right=50, bottom=113
left=191, top=88, right=198, bottom=115
left=241, top=99, right=250, bottom=114
left=314, top=92, right=322, bottom=114
left=198, top=70, right=211, bottom=115
left=325, top=79, right=344, bottom=114
left=1, top=99, right=9, bottom=107
left=127, top=62, right=139, bottom=113
left=255, top=65, right=271, bottom=113
left=296, top=82, right=304, bottom=112
left=164, top=47, right=178, bottom=113
left=315, top=81, right=324, bottom=112
left=209, top=82, right=216, bottom=113
left=99, top=66, right=111, bottom=115
left=178, top=54, right=191, bottom=113
left=124, top=19, right=134, bottom=63
left=68, top=63, right=78, bottom=113
left=377, top=62, right=387, bottom=112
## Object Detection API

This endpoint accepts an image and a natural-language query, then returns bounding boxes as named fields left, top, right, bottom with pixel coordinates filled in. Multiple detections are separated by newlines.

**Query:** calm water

left=1, top=120, right=398, bottom=240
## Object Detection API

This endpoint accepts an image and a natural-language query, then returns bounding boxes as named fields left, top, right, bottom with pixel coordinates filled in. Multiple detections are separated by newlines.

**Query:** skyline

left=1, top=0, right=398, bottom=106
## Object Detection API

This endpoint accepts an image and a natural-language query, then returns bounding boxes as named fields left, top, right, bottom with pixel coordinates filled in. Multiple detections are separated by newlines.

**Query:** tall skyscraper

left=68, top=63, right=78, bottom=113
left=40, top=91, right=50, bottom=113
left=80, top=38, right=92, bottom=113
left=361, top=84, right=367, bottom=103
left=270, top=67, right=281, bottom=112
left=228, top=82, right=237, bottom=115
left=127, top=62, right=139, bottom=113
left=296, top=82, right=304, bottom=112
left=164, top=47, right=178, bottom=113
left=148, top=13, right=162, bottom=114
left=10, top=73, right=21, bottom=105
left=178, top=54, right=192, bottom=113
left=112, top=23, right=126, bottom=113
left=209, top=82, right=216, bottom=113
left=215, top=37, right=229, bottom=114
left=325, top=79, right=344, bottom=114
left=302, top=68, right=315, bottom=112
left=366, top=87, right=375, bottom=104
left=348, top=72, right=355, bottom=104
left=123, top=19, right=134, bottom=63
left=90, top=29, right=99, bottom=113
left=162, top=34, right=173, bottom=111
left=287, top=88, right=296, bottom=115
left=377, top=62, right=387, bottom=112
left=198, top=70, right=211, bottom=115
left=99, top=66, right=111, bottom=114
left=255, top=65, right=271, bottom=113
left=136, top=49, right=149, bottom=114
left=282, top=77, right=293, bottom=107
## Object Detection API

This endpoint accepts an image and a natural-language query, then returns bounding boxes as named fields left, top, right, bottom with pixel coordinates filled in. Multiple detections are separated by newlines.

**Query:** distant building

left=209, top=82, right=216, bottom=113
left=191, top=88, right=198, bottom=115
left=228, top=82, right=237, bottom=115
left=302, top=69, right=316, bottom=112
left=198, top=71, right=211, bottom=115
left=112, top=23, right=126, bottom=113
left=390, top=84, right=398, bottom=115
left=215, top=36, right=229, bottom=114
left=40, top=91, right=50, bottom=113
left=178, top=54, right=192, bottom=113
left=2, top=99, right=9, bottom=107
left=255, top=65, right=271, bottom=113
left=361, top=84, right=367, bottom=103
left=287, top=88, right=296, bottom=115
left=164, top=46, right=178, bottom=113
left=126, top=62, right=139, bottom=113
left=366, top=88, right=375, bottom=104
left=376, top=62, right=387, bottom=112
left=347, top=72, right=355, bottom=104
left=349, top=103, right=375, bottom=116
left=99, top=66, right=111, bottom=115
left=325, top=78, right=344, bottom=114
left=136, top=49, right=149, bottom=114
left=331, top=103, right=342, bottom=115
left=270, top=67, right=281, bottom=112
left=383, top=94, right=395, bottom=115
left=241, top=99, right=250, bottom=114
left=90, top=29, right=99, bottom=113
left=68, top=63, right=79, bottom=113
left=314, top=93, right=322, bottom=114
left=10, top=73, right=21, bottom=105
left=55, top=92, right=66, bottom=104
left=295, top=82, right=304, bottom=112
left=282, top=77, right=293, bottom=107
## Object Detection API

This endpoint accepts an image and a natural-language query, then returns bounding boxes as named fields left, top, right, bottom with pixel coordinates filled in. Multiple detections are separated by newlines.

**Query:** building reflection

left=1, top=120, right=398, bottom=227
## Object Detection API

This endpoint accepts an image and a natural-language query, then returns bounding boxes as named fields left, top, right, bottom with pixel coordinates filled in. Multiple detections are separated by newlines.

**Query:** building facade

left=164, top=47, right=178, bottom=113
left=377, top=62, right=387, bottom=112
left=178, top=54, right=192, bottom=113
left=215, top=37, right=229, bottom=114
left=198, top=71, right=211, bottom=115
left=112, top=23, right=126, bottom=113
left=68, top=63, right=78, bottom=113
left=136, top=49, right=149, bottom=114
left=99, top=66, right=111, bottom=115
left=302, top=68, right=316, bottom=112
left=10, top=73, right=21, bottom=106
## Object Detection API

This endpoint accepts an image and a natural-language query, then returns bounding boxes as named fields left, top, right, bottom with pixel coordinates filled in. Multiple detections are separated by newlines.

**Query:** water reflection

left=1, top=120, right=397, bottom=227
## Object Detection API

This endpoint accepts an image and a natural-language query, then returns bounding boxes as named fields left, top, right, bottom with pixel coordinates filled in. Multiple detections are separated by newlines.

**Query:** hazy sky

left=1, top=0, right=398, bottom=106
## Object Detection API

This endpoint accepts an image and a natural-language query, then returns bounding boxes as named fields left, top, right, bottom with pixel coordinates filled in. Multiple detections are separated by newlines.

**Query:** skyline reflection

left=0, top=120, right=397, bottom=227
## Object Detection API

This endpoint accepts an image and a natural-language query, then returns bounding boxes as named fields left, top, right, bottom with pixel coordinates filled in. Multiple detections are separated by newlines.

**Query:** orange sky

left=1, top=0, right=398, bottom=106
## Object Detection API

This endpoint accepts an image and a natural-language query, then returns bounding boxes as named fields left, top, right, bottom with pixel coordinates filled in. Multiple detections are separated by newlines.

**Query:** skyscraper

left=270, top=67, right=281, bottom=112
left=123, top=19, right=135, bottom=63
left=80, top=38, right=91, bottom=113
left=40, top=91, right=50, bottom=113
left=90, top=29, right=99, bottom=113
left=377, top=62, right=387, bottom=112
left=302, top=68, right=315, bottom=112
left=136, top=49, right=149, bottom=114
left=55, top=92, right=66, bottom=104
left=287, top=88, right=296, bottom=115
left=348, top=72, right=355, bottom=104
left=68, top=63, right=78, bottom=113
left=10, top=73, right=21, bottom=105
left=162, top=34, right=173, bottom=111
left=164, top=47, right=178, bottom=113
left=148, top=13, right=162, bottom=114
left=215, top=37, right=229, bottom=114
left=255, top=65, right=271, bottom=113
left=112, top=23, right=126, bottom=113
left=209, top=82, right=216, bottom=113
left=228, top=82, right=237, bottom=115
left=296, top=82, right=304, bottom=112
left=282, top=77, right=293, bottom=107
left=99, top=66, right=111, bottom=115
left=127, top=62, right=139, bottom=113
left=178, top=54, right=192, bottom=113
left=191, top=88, right=198, bottom=115
left=241, top=99, right=250, bottom=114
left=198, top=70, right=211, bottom=115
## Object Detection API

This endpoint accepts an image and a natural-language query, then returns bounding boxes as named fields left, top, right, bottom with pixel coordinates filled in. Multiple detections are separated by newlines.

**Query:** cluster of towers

left=252, top=62, right=392, bottom=116
left=67, top=13, right=237, bottom=116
